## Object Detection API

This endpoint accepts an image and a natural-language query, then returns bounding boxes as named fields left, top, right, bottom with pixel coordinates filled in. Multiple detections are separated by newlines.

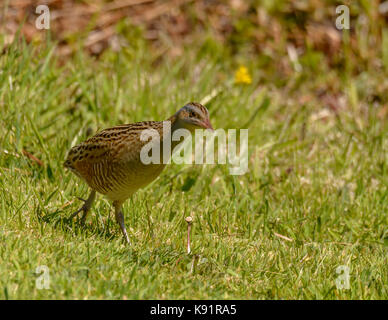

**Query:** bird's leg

left=70, top=190, right=96, bottom=224
left=113, top=201, right=131, bottom=244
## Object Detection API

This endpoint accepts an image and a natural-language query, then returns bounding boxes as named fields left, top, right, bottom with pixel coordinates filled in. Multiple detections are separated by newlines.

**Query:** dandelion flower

left=234, top=65, right=252, bottom=84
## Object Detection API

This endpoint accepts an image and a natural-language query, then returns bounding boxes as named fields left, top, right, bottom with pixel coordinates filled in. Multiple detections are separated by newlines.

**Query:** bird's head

left=174, top=102, right=213, bottom=132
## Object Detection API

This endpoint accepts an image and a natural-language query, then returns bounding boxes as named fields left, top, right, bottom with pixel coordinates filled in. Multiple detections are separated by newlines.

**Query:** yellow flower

left=234, top=65, right=252, bottom=84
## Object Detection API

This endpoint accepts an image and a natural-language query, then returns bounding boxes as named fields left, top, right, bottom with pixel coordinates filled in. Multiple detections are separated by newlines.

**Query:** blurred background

left=2, top=0, right=388, bottom=108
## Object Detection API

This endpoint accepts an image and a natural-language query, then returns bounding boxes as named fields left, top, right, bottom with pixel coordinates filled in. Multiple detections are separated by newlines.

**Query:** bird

left=64, top=102, right=213, bottom=244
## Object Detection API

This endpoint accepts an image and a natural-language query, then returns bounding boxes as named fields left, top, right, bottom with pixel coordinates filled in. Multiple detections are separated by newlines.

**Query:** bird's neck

left=160, top=114, right=191, bottom=157
left=167, top=114, right=179, bottom=131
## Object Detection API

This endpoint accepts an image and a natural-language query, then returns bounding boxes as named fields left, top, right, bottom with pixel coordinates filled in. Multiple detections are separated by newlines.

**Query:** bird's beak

left=203, top=119, right=214, bottom=131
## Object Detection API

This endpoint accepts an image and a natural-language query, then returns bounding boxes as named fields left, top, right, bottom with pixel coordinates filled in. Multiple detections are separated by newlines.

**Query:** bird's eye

left=190, top=111, right=196, bottom=118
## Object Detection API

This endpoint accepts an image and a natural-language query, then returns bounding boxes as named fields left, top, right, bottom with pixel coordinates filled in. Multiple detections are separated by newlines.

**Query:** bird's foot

left=70, top=198, right=91, bottom=225
left=123, top=232, right=131, bottom=245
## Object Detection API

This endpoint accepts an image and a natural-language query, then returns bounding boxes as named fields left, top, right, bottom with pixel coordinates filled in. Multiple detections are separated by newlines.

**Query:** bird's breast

left=103, top=160, right=166, bottom=202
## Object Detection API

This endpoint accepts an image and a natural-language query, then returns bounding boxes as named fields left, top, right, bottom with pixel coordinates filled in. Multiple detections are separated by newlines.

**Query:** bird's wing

left=64, top=122, right=162, bottom=178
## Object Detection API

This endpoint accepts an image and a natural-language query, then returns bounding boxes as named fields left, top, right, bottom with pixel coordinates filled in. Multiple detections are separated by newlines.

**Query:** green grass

left=0, top=34, right=387, bottom=299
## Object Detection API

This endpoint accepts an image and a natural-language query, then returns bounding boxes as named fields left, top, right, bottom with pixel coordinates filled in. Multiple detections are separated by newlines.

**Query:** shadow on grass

left=36, top=207, right=118, bottom=242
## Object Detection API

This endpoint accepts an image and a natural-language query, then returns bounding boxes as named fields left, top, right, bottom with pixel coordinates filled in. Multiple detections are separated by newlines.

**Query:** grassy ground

left=0, top=30, right=387, bottom=299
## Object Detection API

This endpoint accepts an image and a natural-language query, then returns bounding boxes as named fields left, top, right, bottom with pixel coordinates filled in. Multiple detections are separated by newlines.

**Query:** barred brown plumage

left=64, top=102, right=213, bottom=244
